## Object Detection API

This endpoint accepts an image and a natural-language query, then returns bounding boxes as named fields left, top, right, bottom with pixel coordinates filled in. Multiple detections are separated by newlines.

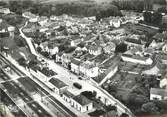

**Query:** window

left=86, top=106, right=89, bottom=111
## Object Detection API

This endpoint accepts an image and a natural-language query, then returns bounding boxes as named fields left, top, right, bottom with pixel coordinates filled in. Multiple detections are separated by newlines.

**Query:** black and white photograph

left=0, top=0, right=167, bottom=117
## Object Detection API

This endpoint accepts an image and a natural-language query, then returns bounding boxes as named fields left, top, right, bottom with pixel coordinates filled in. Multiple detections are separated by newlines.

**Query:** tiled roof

left=49, top=78, right=67, bottom=89
left=73, top=94, right=92, bottom=106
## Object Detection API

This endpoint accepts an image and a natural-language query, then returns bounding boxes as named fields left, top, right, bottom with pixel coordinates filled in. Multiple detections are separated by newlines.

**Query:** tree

left=81, top=91, right=96, bottom=99
left=154, top=100, right=167, bottom=112
left=141, top=102, right=159, bottom=113
left=17, top=57, right=27, bottom=67
left=8, top=1, right=22, bottom=15
left=0, top=1, right=7, bottom=7
left=21, top=0, right=33, bottom=9
left=126, top=93, right=149, bottom=108
left=159, top=23, right=167, bottom=32
left=115, top=43, right=127, bottom=53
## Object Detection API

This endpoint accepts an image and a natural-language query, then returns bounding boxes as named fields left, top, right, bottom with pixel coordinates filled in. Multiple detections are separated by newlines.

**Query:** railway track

left=0, top=54, right=78, bottom=117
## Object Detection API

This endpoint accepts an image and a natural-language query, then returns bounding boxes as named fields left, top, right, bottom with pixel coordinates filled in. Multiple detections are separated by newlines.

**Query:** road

left=19, top=21, right=38, bottom=56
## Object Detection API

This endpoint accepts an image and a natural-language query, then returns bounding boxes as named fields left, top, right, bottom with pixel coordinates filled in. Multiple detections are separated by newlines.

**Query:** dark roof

left=73, top=94, right=92, bottom=106
left=150, top=88, right=167, bottom=97
left=71, top=58, right=81, bottom=65
left=63, top=90, right=75, bottom=98
left=49, top=78, right=67, bottom=89
left=0, top=32, right=9, bottom=38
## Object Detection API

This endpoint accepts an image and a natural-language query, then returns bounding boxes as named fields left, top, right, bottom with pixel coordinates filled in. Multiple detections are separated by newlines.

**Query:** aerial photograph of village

left=0, top=0, right=167, bottom=117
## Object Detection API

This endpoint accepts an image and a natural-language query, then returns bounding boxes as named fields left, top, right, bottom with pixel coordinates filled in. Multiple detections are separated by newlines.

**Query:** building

left=88, top=45, right=102, bottom=56
left=160, top=73, right=167, bottom=88
left=55, top=52, right=63, bottom=63
left=150, top=88, right=167, bottom=100
left=22, top=12, right=38, bottom=22
left=121, top=54, right=153, bottom=65
left=109, top=19, right=121, bottom=28
left=162, top=15, right=167, bottom=24
left=62, top=90, right=75, bottom=103
left=48, top=78, right=68, bottom=95
left=103, top=43, right=116, bottom=54
left=79, top=61, right=99, bottom=78
left=71, top=58, right=81, bottom=74
left=61, top=53, right=73, bottom=68
left=71, top=94, right=93, bottom=112
left=0, top=19, right=10, bottom=33
left=0, top=7, right=10, bottom=14
left=38, top=16, right=48, bottom=26
left=71, top=39, right=83, bottom=47
left=124, top=38, right=144, bottom=48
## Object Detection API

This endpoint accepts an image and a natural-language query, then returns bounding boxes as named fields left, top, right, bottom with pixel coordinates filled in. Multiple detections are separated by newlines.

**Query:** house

left=124, top=47, right=142, bottom=56
left=71, top=58, right=81, bottom=74
left=88, top=45, right=102, bottom=56
left=143, top=48, right=154, bottom=56
left=103, top=43, right=116, bottom=54
left=109, top=19, right=121, bottom=28
left=39, top=42, right=49, bottom=53
left=124, top=38, right=144, bottom=48
left=121, top=54, right=153, bottom=65
left=55, top=52, right=63, bottom=63
left=22, top=12, right=38, bottom=22
left=79, top=61, right=99, bottom=78
left=0, top=7, right=10, bottom=14
left=61, top=53, right=73, bottom=68
left=0, top=19, right=10, bottom=33
left=150, top=88, right=167, bottom=100
left=71, top=39, right=83, bottom=47
left=38, top=16, right=48, bottom=26
left=62, top=90, right=75, bottom=103
left=48, top=78, right=68, bottom=95
left=71, top=94, right=93, bottom=112
left=160, top=73, right=167, bottom=88
left=50, top=15, right=57, bottom=21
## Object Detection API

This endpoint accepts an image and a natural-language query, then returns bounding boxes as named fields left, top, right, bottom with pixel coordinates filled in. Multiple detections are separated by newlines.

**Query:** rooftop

left=150, top=88, right=167, bottom=97
left=73, top=94, right=92, bottom=106
left=122, top=54, right=151, bottom=61
left=63, top=90, right=75, bottom=98
left=125, top=38, right=142, bottom=45
left=49, top=78, right=67, bottom=89
left=71, top=58, right=81, bottom=65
